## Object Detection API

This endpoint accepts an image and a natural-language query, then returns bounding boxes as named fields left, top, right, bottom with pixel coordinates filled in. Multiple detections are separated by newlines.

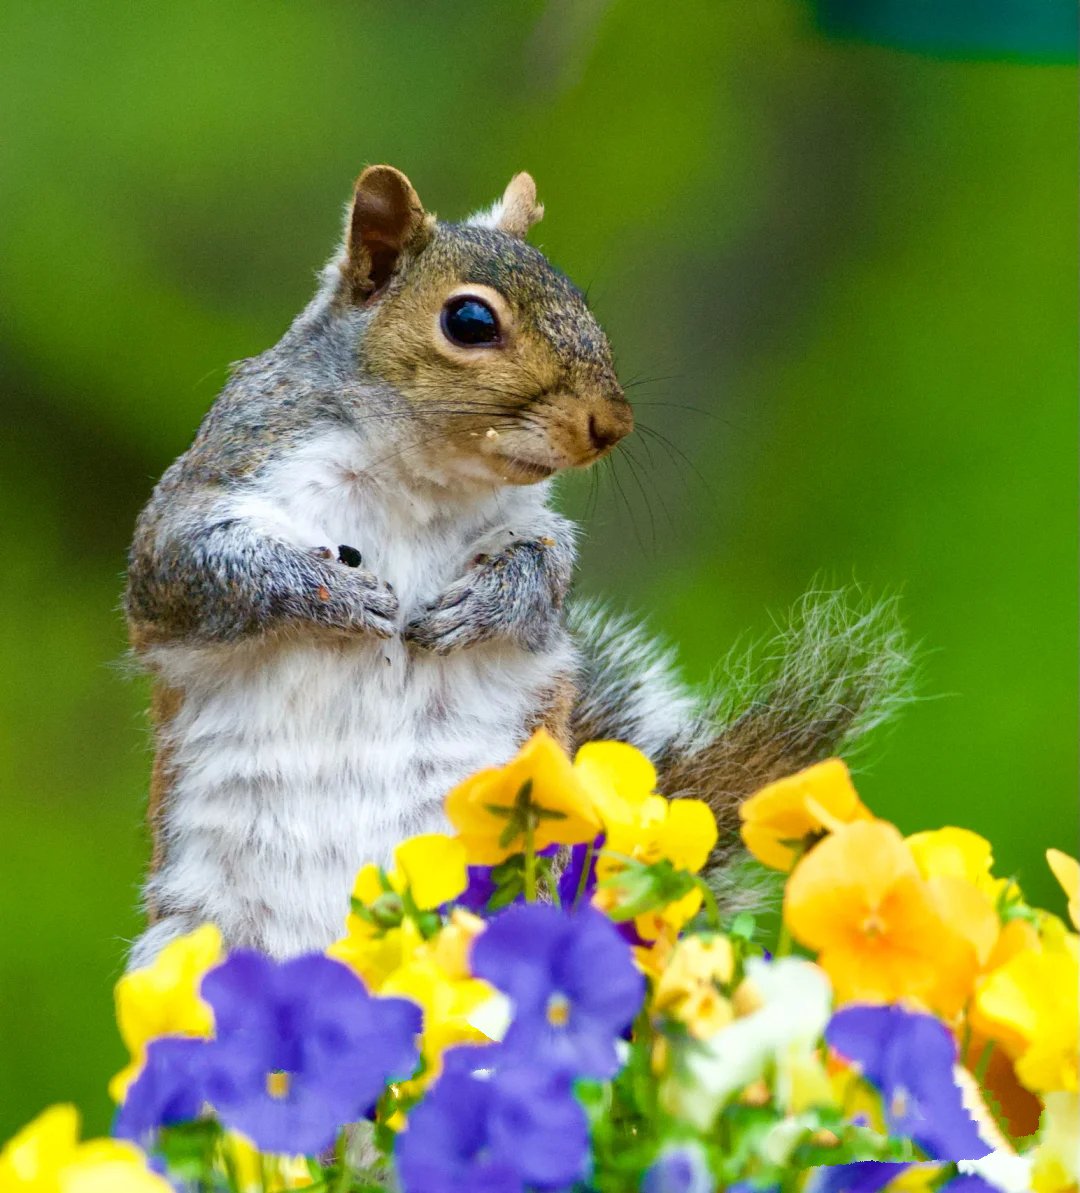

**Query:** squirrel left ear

left=345, top=165, right=432, bottom=300
left=468, top=172, right=545, bottom=239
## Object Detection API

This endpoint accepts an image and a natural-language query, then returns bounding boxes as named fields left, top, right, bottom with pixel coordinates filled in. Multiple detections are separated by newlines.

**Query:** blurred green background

left=0, top=0, right=1075, bottom=1137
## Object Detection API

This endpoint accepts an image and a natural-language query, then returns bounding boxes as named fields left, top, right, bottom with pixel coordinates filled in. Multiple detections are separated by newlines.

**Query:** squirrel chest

left=138, top=430, right=576, bottom=962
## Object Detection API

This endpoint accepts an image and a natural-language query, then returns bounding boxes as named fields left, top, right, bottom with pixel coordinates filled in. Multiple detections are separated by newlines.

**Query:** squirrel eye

left=441, top=295, right=501, bottom=347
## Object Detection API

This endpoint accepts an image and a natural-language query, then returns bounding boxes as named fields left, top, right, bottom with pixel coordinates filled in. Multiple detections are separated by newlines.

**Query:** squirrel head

left=333, top=165, right=632, bottom=486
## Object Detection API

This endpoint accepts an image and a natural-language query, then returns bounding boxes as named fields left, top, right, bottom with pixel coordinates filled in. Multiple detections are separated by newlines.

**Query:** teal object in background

left=0, top=0, right=1075, bottom=1140
left=815, top=0, right=1079, bottom=61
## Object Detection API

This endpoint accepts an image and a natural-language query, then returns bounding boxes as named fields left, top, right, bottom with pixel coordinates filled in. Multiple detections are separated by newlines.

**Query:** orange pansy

left=784, top=819, right=976, bottom=1015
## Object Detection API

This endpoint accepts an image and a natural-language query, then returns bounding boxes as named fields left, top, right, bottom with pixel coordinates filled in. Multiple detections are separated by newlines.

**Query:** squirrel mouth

left=495, top=455, right=559, bottom=482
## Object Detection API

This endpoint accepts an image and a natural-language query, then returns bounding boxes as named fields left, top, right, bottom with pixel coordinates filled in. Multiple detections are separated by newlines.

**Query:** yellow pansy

left=332, top=907, right=496, bottom=1083
left=739, top=758, right=871, bottom=872
left=577, top=741, right=717, bottom=875
left=1047, top=849, right=1079, bottom=930
left=380, top=911, right=497, bottom=1081
left=1032, top=1090, right=1079, bottom=1193
left=394, top=834, right=468, bottom=910
left=0, top=1105, right=170, bottom=1193
left=110, top=923, right=222, bottom=1101
left=329, top=915, right=425, bottom=991
left=973, top=935, right=1079, bottom=1094
left=652, top=934, right=735, bottom=1039
left=445, top=729, right=601, bottom=864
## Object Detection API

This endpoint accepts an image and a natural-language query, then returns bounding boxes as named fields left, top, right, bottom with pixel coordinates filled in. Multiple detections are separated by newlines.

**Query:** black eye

left=441, top=296, right=501, bottom=347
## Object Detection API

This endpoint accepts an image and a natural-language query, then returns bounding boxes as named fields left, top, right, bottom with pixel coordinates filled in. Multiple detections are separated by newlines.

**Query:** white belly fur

left=140, top=431, right=574, bottom=959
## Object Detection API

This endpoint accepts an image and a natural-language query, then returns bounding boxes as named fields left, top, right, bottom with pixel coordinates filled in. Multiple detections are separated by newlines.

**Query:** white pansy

left=662, top=957, right=832, bottom=1130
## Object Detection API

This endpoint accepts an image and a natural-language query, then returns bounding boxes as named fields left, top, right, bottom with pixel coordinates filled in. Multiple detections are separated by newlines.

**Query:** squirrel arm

left=125, top=489, right=398, bottom=646
left=405, top=515, right=576, bottom=656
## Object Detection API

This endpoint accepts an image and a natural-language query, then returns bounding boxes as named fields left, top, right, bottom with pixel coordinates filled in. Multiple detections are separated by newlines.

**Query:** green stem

left=523, top=817, right=537, bottom=902
left=775, top=917, right=794, bottom=958
left=572, top=840, right=596, bottom=911
left=693, top=875, right=723, bottom=930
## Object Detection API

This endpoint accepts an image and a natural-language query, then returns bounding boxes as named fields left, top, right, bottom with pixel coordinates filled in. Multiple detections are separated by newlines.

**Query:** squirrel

left=125, top=165, right=909, bottom=967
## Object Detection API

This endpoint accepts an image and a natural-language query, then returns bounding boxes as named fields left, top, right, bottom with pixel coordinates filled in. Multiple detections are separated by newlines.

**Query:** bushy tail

left=569, top=587, right=914, bottom=875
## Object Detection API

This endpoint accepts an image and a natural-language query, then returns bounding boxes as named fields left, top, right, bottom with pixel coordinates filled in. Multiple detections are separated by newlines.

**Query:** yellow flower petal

left=0, top=1104, right=80, bottom=1186
left=0, top=1107, right=170, bottom=1193
left=393, top=834, right=468, bottom=910
left=574, top=741, right=657, bottom=828
left=446, top=730, right=601, bottom=865
left=740, top=758, right=870, bottom=872
left=1047, top=849, right=1080, bottom=930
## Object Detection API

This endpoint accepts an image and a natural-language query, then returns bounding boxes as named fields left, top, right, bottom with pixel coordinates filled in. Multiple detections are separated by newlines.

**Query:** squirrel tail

left=568, top=586, right=914, bottom=885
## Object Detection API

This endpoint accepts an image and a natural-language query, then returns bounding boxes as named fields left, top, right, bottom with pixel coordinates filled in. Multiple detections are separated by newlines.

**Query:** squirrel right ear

left=344, top=165, right=431, bottom=301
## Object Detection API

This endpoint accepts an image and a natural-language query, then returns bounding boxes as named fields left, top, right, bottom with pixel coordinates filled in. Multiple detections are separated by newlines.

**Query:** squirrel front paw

left=405, top=542, right=560, bottom=656
left=274, top=548, right=399, bottom=638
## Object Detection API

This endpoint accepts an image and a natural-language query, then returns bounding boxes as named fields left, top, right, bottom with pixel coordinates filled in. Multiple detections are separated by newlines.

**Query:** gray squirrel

left=125, top=166, right=908, bottom=966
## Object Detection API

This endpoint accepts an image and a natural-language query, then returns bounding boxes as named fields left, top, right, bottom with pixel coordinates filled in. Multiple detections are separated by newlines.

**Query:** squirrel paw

left=288, top=551, right=399, bottom=638
left=405, top=544, right=556, bottom=655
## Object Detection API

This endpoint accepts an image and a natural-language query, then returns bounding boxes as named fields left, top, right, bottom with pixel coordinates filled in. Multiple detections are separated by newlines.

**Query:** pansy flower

left=739, top=758, right=871, bottom=872
left=826, top=1004, right=989, bottom=1161
left=198, top=952, right=421, bottom=1156
left=395, top=1049, right=590, bottom=1193
left=445, top=730, right=601, bottom=865
left=652, top=933, right=735, bottom=1039
left=471, top=903, right=644, bottom=1080
left=0, top=1104, right=170, bottom=1193
left=784, top=819, right=976, bottom=1015
left=1046, top=848, right=1079, bottom=929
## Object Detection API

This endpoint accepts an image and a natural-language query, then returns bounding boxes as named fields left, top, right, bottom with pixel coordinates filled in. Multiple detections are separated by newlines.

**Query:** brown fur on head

left=340, top=165, right=632, bottom=486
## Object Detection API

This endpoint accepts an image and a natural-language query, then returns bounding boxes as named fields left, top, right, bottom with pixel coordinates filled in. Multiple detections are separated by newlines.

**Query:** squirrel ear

left=468, top=172, right=544, bottom=239
left=345, top=165, right=431, bottom=300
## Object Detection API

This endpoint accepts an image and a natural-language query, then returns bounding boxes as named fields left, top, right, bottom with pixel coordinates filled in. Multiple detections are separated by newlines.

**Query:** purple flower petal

left=199, top=952, right=420, bottom=1156
left=113, top=1036, right=208, bottom=1144
left=826, top=1005, right=989, bottom=1162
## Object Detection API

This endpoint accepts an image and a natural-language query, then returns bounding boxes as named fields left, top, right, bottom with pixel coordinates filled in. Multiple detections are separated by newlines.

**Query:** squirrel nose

left=587, top=402, right=634, bottom=454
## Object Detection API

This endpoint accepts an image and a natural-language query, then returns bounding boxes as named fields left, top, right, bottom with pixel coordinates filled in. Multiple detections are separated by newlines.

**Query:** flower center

left=266, top=1070, right=291, bottom=1100
left=859, top=911, right=886, bottom=938
left=546, top=992, right=571, bottom=1027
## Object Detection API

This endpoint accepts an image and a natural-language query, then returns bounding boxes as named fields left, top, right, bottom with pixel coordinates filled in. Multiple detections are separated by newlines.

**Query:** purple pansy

left=826, top=1005, right=990, bottom=1163
left=557, top=836, right=602, bottom=907
left=395, top=1050, right=589, bottom=1193
left=198, top=951, right=421, bottom=1156
left=641, top=1142, right=715, bottom=1192
left=808, top=1162, right=913, bottom=1193
left=114, top=1036, right=208, bottom=1144
left=471, top=903, right=645, bottom=1079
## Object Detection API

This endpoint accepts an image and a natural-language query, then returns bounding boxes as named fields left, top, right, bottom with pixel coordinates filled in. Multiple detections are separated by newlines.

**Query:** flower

left=972, top=935, right=1079, bottom=1093
left=807, top=1162, right=914, bottom=1192
left=380, top=910, right=500, bottom=1079
left=110, top=923, right=222, bottom=1100
left=113, top=1036, right=208, bottom=1144
left=906, top=828, right=996, bottom=893
left=825, top=1005, right=989, bottom=1161
left=739, top=758, right=871, bottom=871
left=0, top=1104, right=170, bottom=1192
left=577, top=741, right=717, bottom=878
left=445, top=730, right=601, bottom=865
left=641, top=1142, right=714, bottom=1193
left=394, top=833, right=469, bottom=910
left=1031, top=1090, right=1079, bottom=1192
left=198, top=951, right=421, bottom=1155
left=652, top=933, right=735, bottom=1039
left=1046, top=849, right=1079, bottom=929
left=394, top=1053, right=590, bottom=1193
left=662, top=957, right=832, bottom=1129
left=575, top=741, right=716, bottom=940
left=470, top=903, right=644, bottom=1080
left=784, top=819, right=976, bottom=1014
